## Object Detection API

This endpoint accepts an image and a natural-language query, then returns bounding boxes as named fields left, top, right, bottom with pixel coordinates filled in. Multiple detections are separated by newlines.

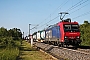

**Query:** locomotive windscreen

left=64, top=24, right=79, bottom=32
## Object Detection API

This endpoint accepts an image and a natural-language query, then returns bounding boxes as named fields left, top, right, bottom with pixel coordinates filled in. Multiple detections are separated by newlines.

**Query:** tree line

left=80, top=21, right=90, bottom=46
left=0, top=27, right=22, bottom=47
left=0, top=27, right=22, bottom=60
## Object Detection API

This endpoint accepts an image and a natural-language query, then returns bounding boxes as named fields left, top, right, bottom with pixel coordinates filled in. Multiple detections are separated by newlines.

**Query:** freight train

left=32, top=12, right=82, bottom=47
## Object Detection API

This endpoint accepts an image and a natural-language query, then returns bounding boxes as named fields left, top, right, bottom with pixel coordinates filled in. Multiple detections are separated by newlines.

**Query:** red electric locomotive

left=57, top=19, right=81, bottom=47
left=57, top=12, right=81, bottom=47
left=45, top=12, right=81, bottom=47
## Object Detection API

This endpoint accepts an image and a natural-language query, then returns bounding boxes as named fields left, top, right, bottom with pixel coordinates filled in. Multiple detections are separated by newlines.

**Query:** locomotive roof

left=58, top=21, right=78, bottom=24
left=58, top=18, right=79, bottom=24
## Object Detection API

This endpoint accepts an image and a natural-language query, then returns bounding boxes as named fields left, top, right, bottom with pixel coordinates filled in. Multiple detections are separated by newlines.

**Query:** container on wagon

left=40, top=30, right=45, bottom=42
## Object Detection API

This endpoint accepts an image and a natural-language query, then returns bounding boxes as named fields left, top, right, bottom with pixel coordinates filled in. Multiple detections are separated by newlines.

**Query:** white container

left=41, top=31, right=45, bottom=39
left=37, top=32, right=40, bottom=40
left=33, top=34, right=36, bottom=39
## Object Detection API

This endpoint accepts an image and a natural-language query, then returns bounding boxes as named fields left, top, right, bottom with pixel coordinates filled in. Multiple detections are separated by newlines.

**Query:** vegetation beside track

left=0, top=39, right=21, bottom=60
left=80, top=21, right=90, bottom=46
left=18, top=41, right=55, bottom=60
left=0, top=27, right=22, bottom=60
left=0, top=47, right=19, bottom=60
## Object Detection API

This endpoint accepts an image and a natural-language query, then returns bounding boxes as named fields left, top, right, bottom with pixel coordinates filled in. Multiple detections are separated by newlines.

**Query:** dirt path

left=18, top=41, right=56, bottom=60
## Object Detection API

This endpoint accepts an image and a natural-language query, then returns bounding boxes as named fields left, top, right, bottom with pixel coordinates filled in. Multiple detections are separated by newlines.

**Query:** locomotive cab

left=58, top=19, right=82, bottom=46
left=64, top=23, right=81, bottom=45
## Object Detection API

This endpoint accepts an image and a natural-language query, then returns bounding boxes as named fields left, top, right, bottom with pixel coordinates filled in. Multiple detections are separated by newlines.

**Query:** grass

left=0, top=47, right=19, bottom=60
left=0, top=40, right=21, bottom=60
left=18, top=41, right=55, bottom=60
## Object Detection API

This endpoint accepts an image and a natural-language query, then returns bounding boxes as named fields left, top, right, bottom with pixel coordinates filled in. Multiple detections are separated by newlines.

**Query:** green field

left=0, top=47, right=19, bottom=60
left=18, top=41, right=55, bottom=60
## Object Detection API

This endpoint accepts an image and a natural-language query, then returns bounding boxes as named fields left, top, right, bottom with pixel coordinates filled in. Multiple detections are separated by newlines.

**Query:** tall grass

left=0, top=47, right=19, bottom=60
left=0, top=39, right=21, bottom=60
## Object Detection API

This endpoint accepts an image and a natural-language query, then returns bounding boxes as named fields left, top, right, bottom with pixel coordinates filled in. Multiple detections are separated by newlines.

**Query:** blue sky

left=0, top=0, right=90, bottom=36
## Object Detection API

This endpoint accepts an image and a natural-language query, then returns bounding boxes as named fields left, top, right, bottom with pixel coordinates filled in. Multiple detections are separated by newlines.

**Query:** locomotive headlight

left=65, top=36, right=68, bottom=38
left=76, top=36, right=79, bottom=38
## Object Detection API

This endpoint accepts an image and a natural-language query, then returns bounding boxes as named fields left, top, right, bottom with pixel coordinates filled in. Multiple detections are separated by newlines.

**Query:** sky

left=0, top=0, right=90, bottom=36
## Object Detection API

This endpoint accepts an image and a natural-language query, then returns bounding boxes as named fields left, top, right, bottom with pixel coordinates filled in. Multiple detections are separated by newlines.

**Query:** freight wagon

left=35, top=30, right=45, bottom=42
left=45, top=25, right=60, bottom=45
left=32, top=32, right=37, bottom=42
left=40, top=30, right=45, bottom=42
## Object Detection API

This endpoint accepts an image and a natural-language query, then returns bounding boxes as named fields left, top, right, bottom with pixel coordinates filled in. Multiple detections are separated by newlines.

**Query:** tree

left=0, top=27, right=22, bottom=47
left=80, top=20, right=90, bottom=46
left=8, top=28, right=22, bottom=40
left=0, top=27, right=8, bottom=37
left=84, top=21, right=89, bottom=24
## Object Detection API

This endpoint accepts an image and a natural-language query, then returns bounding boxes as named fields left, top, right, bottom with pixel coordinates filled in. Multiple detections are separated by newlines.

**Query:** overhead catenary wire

left=39, top=0, right=89, bottom=29
left=39, top=0, right=89, bottom=27
left=35, top=16, right=59, bottom=31
left=69, top=2, right=90, bottom=14
left=72, top=11, right=90, bottom=20
left=31, top=0, right=70, bottom=31
left=63, top=0, right=90, bottom=21
left=44, top=16, right=59, bottom=25
left=66, top=0, right=89, bottom=13
left=30, top=24, right=39, bottom=30
left=69, top=0, right=89, bottom=12
left=65, top=1, right=90, bottom=18
left=66, top=0, right=84, bottom=12
left=51, top=0, right=69, bottom=15
left=31, top=0, right=90, bottom=33
left=34, top=0, right=88, bottom=30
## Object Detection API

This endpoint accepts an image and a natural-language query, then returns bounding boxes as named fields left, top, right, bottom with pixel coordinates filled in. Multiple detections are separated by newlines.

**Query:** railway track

left=33, top=42, right=90, bottom=60
left=64, top=45, right=90, bottom=54
left=77, top=46, right=90, bottom=54
left=57, top=47, right=90, bottom=60
left=78, top=48, right=90, bottom=53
